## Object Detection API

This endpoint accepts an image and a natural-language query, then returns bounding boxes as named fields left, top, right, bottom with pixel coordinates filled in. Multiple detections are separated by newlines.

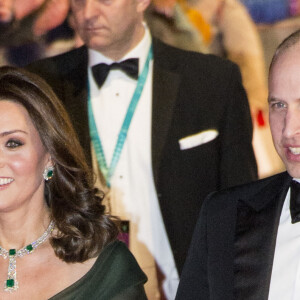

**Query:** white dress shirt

left=88, top=27, right=179, bottom=300
left=269, top=179, right=300, bottom=300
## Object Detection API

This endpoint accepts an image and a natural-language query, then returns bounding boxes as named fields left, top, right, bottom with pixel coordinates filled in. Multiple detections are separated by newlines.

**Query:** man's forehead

left=271, top=44, right=300, bottom=70
left=269, top=49, right=300, bottom=85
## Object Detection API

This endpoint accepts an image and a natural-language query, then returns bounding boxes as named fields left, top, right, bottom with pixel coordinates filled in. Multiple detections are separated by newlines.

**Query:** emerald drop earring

left=43, top=166, right=54, bottom=181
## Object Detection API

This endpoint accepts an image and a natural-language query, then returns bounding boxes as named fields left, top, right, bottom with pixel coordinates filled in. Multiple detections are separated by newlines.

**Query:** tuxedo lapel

left=234, top=173, right=291, bottom=300
left=62, top=47, right=92, bottom=165
left=151, top=41, right=180, bottom=186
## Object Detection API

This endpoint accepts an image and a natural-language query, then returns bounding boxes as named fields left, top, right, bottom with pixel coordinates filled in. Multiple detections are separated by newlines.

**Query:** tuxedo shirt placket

left=268, top=186, right=300, bottom=300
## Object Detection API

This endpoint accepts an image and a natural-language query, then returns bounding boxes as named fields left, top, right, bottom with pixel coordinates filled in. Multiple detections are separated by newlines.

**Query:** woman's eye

left=6, top=139, right=24, bottom=149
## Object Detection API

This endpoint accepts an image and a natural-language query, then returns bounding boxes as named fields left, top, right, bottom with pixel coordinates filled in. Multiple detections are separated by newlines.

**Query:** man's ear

left=137, top=0, right=151, bottom=13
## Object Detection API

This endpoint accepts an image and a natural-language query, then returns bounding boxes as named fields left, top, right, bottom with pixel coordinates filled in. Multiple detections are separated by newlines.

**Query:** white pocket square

left=179, top=129, right=219, bottom=150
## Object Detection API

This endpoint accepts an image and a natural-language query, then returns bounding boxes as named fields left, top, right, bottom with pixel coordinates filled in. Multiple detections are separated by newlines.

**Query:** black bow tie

left=92, top=58, right=139, bottom=88
left=290, top=180, right=300, bottom=223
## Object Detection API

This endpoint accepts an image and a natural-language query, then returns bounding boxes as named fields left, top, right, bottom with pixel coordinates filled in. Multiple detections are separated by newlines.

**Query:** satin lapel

left=151, top=49, right=180, bottom=187
left=62, top=47, right=92, bottom=165
left=234, top=173, right=291, bottom=300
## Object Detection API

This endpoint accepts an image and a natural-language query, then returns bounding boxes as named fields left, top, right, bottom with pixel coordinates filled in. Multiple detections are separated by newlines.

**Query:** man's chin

left=88, top=39, right=110, bottom=51
left=285, top=164, right=300, bottom=179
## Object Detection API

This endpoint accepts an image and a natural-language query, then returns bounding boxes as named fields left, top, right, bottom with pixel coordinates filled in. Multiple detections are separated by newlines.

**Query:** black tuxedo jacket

left=176, top=172, right=291, bottom=299
left=27, top=39, right=257, bottom=273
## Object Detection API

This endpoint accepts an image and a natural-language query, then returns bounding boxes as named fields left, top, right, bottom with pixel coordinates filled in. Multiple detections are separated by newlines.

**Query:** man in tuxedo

left=176, top=29, right=300, bottom=300
left=26, top=0, right=257, bottom=298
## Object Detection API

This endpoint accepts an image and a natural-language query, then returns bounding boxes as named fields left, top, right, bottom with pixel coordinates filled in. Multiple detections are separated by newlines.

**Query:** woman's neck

left=0, top=205, right=50, bottom=250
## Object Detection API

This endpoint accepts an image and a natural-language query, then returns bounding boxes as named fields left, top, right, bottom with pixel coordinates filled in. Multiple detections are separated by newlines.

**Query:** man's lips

left=85, top=26, right=105, bottom=31
left=288, top=147, right=300, bottom=155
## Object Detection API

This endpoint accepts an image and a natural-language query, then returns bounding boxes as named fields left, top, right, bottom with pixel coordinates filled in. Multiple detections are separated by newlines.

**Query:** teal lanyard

left=88, top=45, right=153, bottom=187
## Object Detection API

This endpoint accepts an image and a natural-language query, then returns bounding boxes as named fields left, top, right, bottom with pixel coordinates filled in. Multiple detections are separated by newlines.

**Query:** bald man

left=176, top=29, right=300, bottom=300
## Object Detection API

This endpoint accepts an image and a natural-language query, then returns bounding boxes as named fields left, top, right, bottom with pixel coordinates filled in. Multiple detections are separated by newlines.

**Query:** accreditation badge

left=117, top=220, right=130, bottom=247
left=103, top=187, right=130, bottom=247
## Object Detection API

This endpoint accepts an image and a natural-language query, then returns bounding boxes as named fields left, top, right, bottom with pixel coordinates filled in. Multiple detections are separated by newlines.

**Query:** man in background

left=27, top=0, right=257, bottom=298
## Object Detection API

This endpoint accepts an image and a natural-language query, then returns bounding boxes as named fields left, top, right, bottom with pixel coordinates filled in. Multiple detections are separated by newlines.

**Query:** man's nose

left=83, top=0, right=98, bottom=19
left=283, top=109, right=300, bottom=139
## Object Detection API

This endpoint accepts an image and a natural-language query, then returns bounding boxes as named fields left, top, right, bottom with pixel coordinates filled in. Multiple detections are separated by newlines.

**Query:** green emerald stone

left=122, top=224, right=128, bottom=232
left=9, top=249, right=16, bottom=256
left=47, top=170, right=53, bottom=178
left=26, top=244, right=33, bottom=252
left=6, top=279, right=14, bottom=288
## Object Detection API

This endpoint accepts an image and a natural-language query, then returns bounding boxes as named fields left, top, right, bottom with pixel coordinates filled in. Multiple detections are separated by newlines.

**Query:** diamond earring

left=43, top=166, right=54, bottom=181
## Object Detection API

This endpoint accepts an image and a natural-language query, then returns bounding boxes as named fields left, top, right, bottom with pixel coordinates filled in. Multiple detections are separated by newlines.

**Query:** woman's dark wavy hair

left=0, top=66, right=118, bottom=263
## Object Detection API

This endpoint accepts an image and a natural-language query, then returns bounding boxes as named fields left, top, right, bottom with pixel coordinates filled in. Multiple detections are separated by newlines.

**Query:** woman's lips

left=0, top=178, right=14, bottom=188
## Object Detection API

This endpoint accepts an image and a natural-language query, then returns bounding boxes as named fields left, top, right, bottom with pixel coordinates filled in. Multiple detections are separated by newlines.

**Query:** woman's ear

left=45, top=154, right=54, bottom=169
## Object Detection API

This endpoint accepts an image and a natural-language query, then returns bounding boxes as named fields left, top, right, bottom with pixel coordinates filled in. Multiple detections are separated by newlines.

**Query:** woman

left=0, top=66, right=147, bottom=299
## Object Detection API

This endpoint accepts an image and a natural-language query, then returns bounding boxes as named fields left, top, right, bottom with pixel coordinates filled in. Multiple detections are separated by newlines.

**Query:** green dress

left=49, top=241, right=147, bottom=299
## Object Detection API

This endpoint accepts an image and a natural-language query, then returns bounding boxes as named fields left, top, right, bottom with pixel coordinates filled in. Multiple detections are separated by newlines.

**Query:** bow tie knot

left=92, top=58, right=139, bottom=88
left=290, top=180, right=300, bottom=223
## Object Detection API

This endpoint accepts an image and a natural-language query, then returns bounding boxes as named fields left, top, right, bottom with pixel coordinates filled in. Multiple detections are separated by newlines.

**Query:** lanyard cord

left=88, top=45, right=153, bottom=187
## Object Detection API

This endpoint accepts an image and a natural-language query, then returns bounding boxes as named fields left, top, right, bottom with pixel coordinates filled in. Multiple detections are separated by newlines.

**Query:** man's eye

left=6, top=139, right=23, bottom=149
left=271, top=102, right=286, bottom=109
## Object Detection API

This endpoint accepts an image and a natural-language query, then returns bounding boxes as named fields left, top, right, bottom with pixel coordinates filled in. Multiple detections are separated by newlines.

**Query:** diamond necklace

left=0, top=220, right=55, bottom=292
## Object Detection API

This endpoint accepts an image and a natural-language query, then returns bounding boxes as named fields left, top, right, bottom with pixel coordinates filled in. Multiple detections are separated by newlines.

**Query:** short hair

left=269, top=29, right=300, bottom=73
left=0, top=66, right=118, bottom=263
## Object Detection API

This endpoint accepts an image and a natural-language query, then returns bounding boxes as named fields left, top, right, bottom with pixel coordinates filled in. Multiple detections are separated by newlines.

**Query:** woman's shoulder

left=97, top=240, right=144, bottom=275
left=49, top=240, right=147, bottom=300
left=89, top=240, right=147, bottom=299
left=99, top=240, right=147, bottom=282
